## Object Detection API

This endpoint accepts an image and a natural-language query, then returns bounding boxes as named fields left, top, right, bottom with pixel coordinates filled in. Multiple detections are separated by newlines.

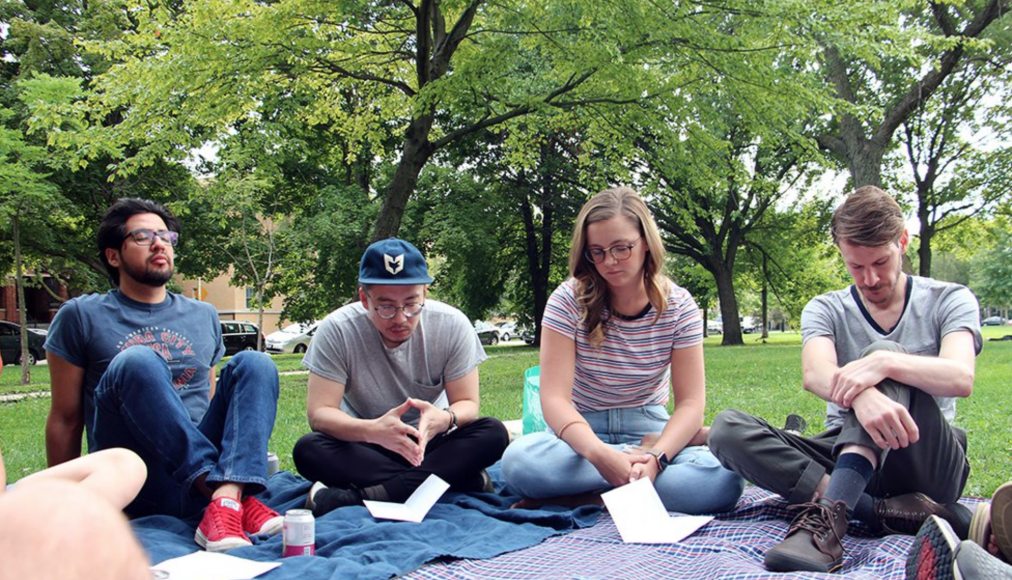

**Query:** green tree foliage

left=0, top=105, right=64, bottom=383
left=894, top=47, right=1011, bottom=277
left=640, top=95, right=824, bottom=345
left=971, top=206, right=1012, bottom=311
left=740, top=203, right=848, bottom=332
left=3, top=0, right=199, bottom=293
left=814, top=0, right=1009, bottom=187
left=406, top=167, right=507, bottom=321
left=50, top=1, right=676, bottom=240
left=447, top=123, right=611, bottom=343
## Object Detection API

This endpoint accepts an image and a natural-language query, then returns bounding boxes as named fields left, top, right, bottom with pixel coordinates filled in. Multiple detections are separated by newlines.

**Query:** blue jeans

left=501, top=405, right=744, bottom=514
left=91, top=346, right=280, bottom=517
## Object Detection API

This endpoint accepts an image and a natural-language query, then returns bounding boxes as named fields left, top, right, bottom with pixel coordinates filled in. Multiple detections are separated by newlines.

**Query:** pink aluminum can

left=282, top=509, right=316, bottom=557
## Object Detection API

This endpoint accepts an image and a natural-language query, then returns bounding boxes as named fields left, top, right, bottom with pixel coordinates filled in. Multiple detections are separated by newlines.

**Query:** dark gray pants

left=708, top=341, right=969, bottom=505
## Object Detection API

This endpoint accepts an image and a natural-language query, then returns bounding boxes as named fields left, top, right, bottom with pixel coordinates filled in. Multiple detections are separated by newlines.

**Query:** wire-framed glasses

left=584, top=238, right=640, bottom=264
left=124, top=228, right=179, bottom=247
left=373, top=302, right=425, bottom=320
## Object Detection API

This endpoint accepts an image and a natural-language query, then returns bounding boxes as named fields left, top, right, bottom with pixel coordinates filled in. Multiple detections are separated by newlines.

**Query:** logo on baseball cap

left=359, top=238, right=434, bottom=285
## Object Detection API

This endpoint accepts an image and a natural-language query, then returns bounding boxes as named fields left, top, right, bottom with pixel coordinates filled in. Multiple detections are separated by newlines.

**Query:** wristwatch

left=646, top=448, right=669, bottom=471
left=443, top=407, right=458, bottom=434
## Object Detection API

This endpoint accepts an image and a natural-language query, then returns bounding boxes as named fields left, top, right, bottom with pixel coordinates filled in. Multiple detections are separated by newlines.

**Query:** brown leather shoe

left=876, top=492, right=971, bottom=538
left=765, top=498, right=848, bottom=573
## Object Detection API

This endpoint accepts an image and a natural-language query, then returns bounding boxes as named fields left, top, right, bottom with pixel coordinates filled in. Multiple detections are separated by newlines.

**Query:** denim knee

left=226, top=350, right=277, bottom=379
left=501, top=433, right=556, bottom=496
left=221, top=350, right=279, bottom=397
left=107, top=345, right=166, bottom=374
left=100, top=346, right=170, bottom=397
left=657, top=448, right=744, bottom=514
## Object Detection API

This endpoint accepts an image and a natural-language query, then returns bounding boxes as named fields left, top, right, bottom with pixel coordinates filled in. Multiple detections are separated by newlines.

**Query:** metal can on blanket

left=266, top=452, right=280, bottom=476
left=282, top=509, right=316, bottom=557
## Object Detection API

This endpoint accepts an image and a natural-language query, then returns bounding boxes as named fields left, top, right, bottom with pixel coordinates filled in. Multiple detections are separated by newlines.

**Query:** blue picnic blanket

left=132, top=468, right=601, bottom=580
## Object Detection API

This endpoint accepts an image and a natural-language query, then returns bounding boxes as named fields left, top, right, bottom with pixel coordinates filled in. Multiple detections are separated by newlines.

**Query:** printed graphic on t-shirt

left=116, top=326, right=198, bottom=388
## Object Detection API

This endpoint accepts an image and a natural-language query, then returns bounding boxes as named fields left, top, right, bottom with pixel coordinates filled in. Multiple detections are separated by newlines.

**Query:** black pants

left=708, top=341, right=969, bottom=505
left=293, top=417, right=510, bottom=502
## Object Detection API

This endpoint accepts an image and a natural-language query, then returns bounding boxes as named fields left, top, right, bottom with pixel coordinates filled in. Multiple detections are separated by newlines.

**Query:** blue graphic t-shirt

left=45, top=290, right=224, bottom=450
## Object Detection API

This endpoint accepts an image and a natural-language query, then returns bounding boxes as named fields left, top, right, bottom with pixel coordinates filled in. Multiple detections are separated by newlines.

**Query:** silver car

left=265, top=321, right=319, bottom=354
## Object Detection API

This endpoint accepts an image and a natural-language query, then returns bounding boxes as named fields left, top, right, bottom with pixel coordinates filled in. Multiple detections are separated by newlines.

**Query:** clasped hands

left=370, top=398, right=451, bottom=466
left=589, top=443, right=661, bottom=488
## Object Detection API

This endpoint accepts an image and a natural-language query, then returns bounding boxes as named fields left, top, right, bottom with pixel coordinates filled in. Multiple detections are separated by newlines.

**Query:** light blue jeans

left=501, top=405, right=744, bottom=514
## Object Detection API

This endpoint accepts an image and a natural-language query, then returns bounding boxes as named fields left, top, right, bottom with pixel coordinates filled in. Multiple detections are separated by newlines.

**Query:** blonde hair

left=569, top=187, right=669, bottom=347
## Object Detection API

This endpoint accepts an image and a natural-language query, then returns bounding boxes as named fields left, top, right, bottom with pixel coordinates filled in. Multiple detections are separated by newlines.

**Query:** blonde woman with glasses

left=502, top=187, right=743, bottom=514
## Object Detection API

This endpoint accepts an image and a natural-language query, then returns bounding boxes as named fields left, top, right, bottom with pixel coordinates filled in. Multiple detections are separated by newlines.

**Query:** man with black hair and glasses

left=293, top=238, right=509, bottom=516
left=44, top=198, right=283, bottom=553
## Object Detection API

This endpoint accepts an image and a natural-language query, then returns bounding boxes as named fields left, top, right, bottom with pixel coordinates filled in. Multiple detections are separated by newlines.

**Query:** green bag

left=522, top=365, right=547, bottom=434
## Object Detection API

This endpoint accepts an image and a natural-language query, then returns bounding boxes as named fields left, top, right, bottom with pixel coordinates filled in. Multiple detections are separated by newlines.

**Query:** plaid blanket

left=406, top=486, right=983, bottom=579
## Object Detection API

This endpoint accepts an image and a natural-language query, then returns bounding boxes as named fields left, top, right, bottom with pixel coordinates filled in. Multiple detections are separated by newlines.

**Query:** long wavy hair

left=569, top=187, right=669, bottom=347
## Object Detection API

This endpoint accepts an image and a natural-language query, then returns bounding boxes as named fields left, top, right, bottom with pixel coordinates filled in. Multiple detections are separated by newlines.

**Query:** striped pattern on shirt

left=542, top=278, right=703, bottom=412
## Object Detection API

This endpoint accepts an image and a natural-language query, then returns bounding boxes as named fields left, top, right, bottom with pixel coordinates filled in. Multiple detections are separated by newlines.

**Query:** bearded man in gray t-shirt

left=293, top=238, right=509, bottom=516
left=709, top=186, right=983, bottom=574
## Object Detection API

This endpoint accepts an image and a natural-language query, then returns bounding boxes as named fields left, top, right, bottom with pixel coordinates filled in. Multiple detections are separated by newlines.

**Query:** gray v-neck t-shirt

left=801, top=276, right=982, bottom=429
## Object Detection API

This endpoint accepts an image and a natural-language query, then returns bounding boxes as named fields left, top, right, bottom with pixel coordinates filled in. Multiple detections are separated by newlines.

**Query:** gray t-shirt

left=302, top=299, right=487, bottom=424
left=801, top=276, right=982, bottom=428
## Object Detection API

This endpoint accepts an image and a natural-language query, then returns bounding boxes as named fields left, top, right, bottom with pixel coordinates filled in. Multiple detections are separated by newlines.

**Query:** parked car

left=740, top=316, right=760, bottom=334
left=496, top=322, right=517, bottom=342
left=220, top=321, right=264, bottom=356
left=265, top=321, right=319, bottom=354
left=476, top=327, right=500, bottom=346
left=0, top=321, right=47, bottom=365
left=706, top=319, right=723, bottom=334
left=982, top=316, right=1006, bottom=326
left=520, top=326, right=536, bottom=345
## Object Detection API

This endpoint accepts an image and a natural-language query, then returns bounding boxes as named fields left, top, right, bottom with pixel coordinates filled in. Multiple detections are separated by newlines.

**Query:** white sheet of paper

left=151, top=550, right=280, bottom=580
left=363, top=473, right=450, bottom=522
left=601, top=477, right=713, bottom=544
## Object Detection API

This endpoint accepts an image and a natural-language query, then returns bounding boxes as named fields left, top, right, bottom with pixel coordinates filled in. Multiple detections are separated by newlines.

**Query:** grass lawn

left=2, top=326, right=1009, bottom=496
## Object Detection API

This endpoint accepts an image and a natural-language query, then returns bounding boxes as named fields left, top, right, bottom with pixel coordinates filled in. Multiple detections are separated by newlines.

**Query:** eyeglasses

left=584, top=238, right=641, bottom=264
left=124, top=228, right=179, bottom=247
left=373, top=302, right=424, bottom=320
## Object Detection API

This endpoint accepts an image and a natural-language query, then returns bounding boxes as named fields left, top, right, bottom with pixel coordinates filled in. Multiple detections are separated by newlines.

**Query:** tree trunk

left=371, top=115, right=436, bottom=240
left=760, top=254, right=769, bottom=341
left=13, top=214, right=31, bottom=385
left=918, top=200, right=934, bottom=277
left=846, top=142, right=886, bottom=188
left=519, top=193, right=552, bottom=348
left=714, top=265, right=743, bottom=346
left=256, top=289, right=265, bottom=352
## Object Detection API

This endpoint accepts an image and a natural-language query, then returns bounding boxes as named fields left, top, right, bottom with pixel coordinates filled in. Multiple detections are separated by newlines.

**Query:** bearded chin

left=138, top=268, right=174, bottom=287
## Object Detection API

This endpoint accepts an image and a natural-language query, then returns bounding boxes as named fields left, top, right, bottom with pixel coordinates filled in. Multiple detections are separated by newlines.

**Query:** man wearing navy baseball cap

left=292, top=238, right=509, bottom=514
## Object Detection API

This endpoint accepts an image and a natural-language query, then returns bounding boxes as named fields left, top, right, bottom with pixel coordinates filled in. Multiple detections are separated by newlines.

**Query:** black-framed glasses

left=373, top=302, right=425, bottom=320
left=124, top=228, right=179, bottom=247
left=584, top=238, right=640, bottom=264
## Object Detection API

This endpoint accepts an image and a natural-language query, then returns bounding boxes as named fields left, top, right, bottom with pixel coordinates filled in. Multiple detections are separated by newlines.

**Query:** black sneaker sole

left=905, top=515, right=960, bottom=580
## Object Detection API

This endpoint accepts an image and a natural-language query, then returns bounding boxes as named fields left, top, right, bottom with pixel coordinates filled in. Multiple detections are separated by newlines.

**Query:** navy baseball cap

left=358, top=238, right=434, bottom=285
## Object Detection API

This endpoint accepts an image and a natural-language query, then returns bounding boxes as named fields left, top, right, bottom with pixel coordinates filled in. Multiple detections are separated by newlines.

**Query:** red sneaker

left=195, top=497, right=252, bottom=552
left=242, top=496, right=284, bottom=537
